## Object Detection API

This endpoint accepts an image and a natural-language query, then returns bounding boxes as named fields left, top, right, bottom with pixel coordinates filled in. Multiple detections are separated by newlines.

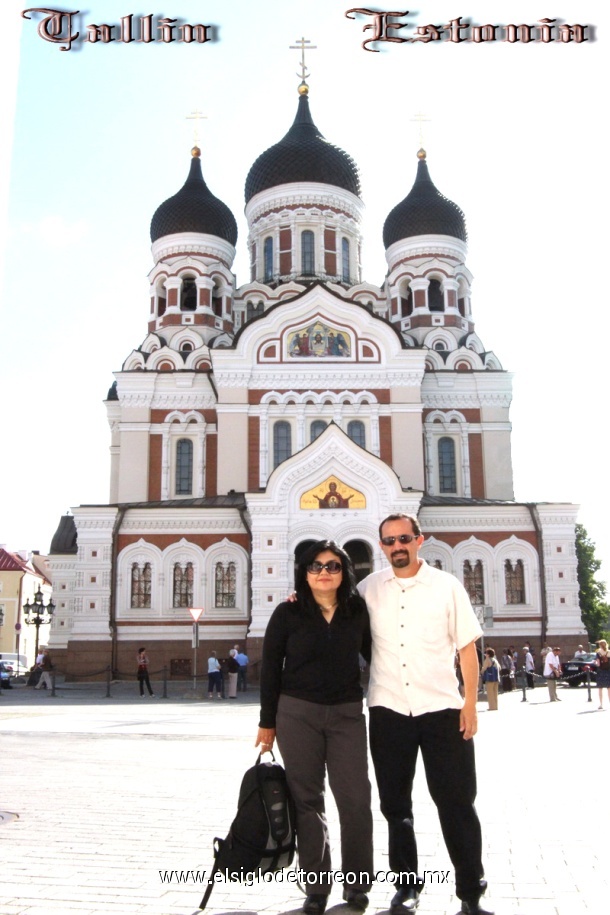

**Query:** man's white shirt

left=358, top=560, right=482, bottom=717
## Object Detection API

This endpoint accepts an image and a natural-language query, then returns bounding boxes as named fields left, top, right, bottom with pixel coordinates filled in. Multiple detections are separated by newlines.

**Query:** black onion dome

left=245, top=91, right=361, bottom=202
left=383, top=153, right=467, bottom=247
left=150, top=152, right=237, bottom=245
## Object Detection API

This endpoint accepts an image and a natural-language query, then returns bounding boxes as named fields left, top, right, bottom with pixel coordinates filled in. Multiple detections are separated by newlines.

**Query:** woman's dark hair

left=485, top=648, right=496, bottom=658
left=294, top=540, right=363, bottom=617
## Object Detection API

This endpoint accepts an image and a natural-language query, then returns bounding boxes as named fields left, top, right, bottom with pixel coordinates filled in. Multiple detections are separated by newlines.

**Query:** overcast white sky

left=1, top=1, right=608, bottom=585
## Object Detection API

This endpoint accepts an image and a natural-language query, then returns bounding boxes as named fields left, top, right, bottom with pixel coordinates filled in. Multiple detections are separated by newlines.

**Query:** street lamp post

left=23, top=586, right=55, bottom=658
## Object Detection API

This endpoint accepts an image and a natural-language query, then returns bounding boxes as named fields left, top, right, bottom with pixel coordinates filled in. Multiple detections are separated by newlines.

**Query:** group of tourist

left=207, top=646, right=249, bottom=698
left=480, top=640, right=610, bottom=709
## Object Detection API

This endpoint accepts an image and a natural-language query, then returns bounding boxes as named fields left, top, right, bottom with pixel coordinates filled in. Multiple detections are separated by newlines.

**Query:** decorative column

left=424, top=428, right=435, bottom=495
left=460, top=426, right=471, bottom=497
left=259, top=410, right=269, bottom=489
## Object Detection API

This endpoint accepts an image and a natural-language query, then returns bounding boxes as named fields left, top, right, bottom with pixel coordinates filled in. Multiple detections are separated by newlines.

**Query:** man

left=358, top=513, right=492, bottom=915
left=34, top=647, right=54, bottom=691
left=523, top=644, right=535, bottom=689
left=235, top=647, right=249, bottom=692
left=574, top=644, right=587, bottom=659
left=543, top=647, right=562, bottom=701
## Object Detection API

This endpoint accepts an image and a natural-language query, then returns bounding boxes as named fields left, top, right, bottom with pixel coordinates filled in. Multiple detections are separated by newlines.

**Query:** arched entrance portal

left=344, top=540, right=373, bottom=583
left=294, top=539, right=372, bottom=585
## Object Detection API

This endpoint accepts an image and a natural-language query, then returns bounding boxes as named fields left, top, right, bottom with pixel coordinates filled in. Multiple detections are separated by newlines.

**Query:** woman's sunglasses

left=306, top=560, right=343, bottom=574
left=380, top=534, right=418, bottom=546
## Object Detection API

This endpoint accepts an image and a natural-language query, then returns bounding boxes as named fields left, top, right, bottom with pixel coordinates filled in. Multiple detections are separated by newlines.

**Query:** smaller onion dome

left=383, top=150, right=466, bottom=248
left=50, top=514, right=78, bottom=555
left=150, top=148, right=237, bottom=245
left=245, top=86, right=360, bottom=202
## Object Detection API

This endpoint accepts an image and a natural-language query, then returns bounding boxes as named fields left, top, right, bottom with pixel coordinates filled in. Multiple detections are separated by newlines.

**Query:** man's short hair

left=379, top=513, right=422, bottom=540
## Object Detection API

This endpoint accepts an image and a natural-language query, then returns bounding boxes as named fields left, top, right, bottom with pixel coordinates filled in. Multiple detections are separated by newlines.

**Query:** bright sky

left=1, top=1, right=608, bottom=585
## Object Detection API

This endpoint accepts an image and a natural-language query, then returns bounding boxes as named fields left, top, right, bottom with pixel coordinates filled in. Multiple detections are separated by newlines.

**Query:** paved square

left=1, top=680, right=609, bottom=915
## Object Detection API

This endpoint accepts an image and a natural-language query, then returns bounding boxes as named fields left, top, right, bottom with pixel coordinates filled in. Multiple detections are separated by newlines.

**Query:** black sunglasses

left=380, top=534, right=418, bottom=546
left=306, top=560, right=343, bottom=574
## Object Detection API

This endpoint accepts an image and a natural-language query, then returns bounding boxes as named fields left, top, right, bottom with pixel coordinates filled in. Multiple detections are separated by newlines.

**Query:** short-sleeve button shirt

left=358, top=560, right=482, bottom=717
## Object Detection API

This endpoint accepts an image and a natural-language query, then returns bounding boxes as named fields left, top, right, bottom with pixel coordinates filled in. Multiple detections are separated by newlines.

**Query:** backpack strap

left=199, top=837, right=223, bottom=910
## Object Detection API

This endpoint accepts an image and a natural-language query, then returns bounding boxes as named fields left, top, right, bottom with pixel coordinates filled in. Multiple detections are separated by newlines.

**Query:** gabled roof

left=0, top=548, right=40, bottom=576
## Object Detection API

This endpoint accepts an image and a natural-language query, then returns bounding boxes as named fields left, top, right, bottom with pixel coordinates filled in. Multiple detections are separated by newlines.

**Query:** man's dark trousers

left=369, top=705, right=485, bottom=902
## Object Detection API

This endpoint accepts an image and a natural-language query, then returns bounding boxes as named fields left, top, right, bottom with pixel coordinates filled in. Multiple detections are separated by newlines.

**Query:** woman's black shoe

left=303, top=894, right=329, bottom=915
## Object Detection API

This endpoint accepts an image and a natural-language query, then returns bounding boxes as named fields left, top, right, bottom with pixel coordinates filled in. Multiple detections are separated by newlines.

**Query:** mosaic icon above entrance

left=300, top=476, right=366, bottom=510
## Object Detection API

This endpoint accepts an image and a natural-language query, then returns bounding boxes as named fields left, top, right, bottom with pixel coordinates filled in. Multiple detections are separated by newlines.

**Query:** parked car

left=0, top=661, right=13, bottom=689
left=561, top=653, right=598, bottom=687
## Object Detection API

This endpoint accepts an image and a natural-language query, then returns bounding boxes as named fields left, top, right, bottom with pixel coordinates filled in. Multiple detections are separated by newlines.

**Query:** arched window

left=264, top=237, right=273, bottom=282
left=215, top=561, right=236, bottom=608
left=176, top=439, right=193, bottom=495
left=505, top=559, right=525, bottom=604
left=463, top=560, right=485, bottom=605
left=310, top=420, right=327, bottom=442
left=130, top=562, right=151, bottom=609
left=273, top=421, right=292, bottom=469
left=181, top=275, right=197, bottom=311
left=342, top=237, right=350, bottom=283
left=438, top=437, right=457, bottom=493
left=302, top=230, right=315, bottom=276
left=173, top=562, right=194, bottom=608
left=428, top=278, right=444, bottom=312
left=347, top=420, right=366, bottom=448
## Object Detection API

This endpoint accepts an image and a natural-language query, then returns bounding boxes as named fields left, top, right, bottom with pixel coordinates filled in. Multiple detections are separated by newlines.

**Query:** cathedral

left=48, top=75, right=585, bottom=680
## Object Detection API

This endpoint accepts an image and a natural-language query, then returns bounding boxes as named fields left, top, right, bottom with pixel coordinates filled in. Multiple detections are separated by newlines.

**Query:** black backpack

left=200, top=752, right=297, bottom=909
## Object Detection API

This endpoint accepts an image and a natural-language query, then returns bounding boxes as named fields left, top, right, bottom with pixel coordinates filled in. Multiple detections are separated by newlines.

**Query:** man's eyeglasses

left=306, top=560, right=343, bottom=574
left=380, top=534, right=418, bottom=546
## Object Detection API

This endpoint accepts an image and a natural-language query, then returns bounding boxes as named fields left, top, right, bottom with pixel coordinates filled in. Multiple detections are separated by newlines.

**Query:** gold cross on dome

left=186, top=109, right=207, bottom=145
left=290, top=37, right=317, bottom=84
left=411, top=111, right=431, bottom=148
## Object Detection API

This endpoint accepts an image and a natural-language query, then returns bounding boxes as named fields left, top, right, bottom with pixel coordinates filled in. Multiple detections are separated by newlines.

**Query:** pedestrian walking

left=34, top=647, right=54, bottom=691
left=137, top=647, right=154, bottom=697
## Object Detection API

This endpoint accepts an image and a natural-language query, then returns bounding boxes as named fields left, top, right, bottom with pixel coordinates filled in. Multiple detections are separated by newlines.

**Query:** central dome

left=245, top=90, right=361, bottom=203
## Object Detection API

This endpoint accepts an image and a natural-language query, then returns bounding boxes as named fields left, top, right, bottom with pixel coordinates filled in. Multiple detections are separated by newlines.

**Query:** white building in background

left=47, top=78, right=585, bottom=679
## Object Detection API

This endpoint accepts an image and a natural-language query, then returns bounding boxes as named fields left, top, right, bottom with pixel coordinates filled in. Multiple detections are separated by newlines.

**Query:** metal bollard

left=162, top=666, right=168, bottom=699
left=51, top=671, right=57, bottom=697
left=586, top=668, right=592, bottom=702
left=105, top=666, right=112, bottom=698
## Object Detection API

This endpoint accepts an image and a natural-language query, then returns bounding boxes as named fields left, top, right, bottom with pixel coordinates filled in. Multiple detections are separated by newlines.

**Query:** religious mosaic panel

left=288, top=321, right=352, bottom=358
left=300, top=476, right=366, bottom=510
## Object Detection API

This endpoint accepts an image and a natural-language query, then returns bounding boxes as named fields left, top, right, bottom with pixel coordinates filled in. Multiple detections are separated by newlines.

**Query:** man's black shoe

left=303, top=895, right=329, bottom=915
left=343, top=889, right=369, bottom=910
left=460, top=900, right=495, bottom=915
left=390, top=884, right=422, bottom=912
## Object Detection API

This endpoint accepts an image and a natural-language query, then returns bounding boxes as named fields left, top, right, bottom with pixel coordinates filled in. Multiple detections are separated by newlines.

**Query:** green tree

left=575, top=523, right=610, bottom=642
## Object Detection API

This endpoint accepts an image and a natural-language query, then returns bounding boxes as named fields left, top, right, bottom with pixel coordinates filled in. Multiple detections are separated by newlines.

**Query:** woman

left=256, top=541, right=373, bottom=915
left=596, top=639, right=610, bottom=709
left=227, top=649, right=240, bottom=699
left=480, top=648, right=500, bottom=710
left=207, top=650, right=222, bottom=699
left=136, top=647, right=154, bottom=698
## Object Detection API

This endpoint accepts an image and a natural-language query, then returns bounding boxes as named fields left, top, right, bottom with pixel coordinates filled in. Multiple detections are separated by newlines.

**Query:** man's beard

left=390, top=551, right=410, bottom=568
